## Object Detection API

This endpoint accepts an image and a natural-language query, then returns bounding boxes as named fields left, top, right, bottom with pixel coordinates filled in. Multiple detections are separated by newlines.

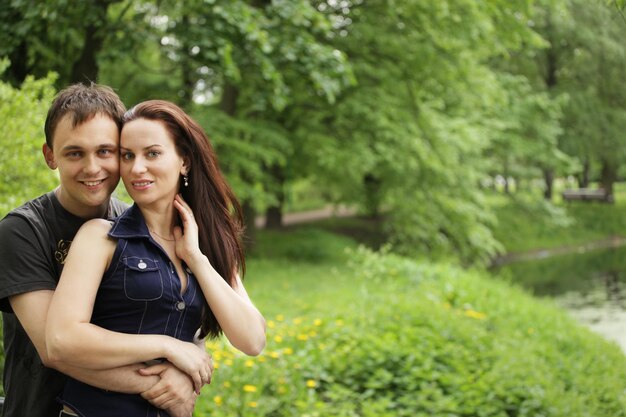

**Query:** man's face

left=44, top=113, right=120, bottom=218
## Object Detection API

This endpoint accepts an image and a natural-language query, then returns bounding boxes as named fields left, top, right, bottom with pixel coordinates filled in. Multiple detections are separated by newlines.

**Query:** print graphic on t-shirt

left=54, top=239, right=72, bottom=264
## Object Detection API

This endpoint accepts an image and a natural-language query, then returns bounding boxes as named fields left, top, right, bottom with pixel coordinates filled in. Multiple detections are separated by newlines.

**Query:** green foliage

left=2, top=0, right=625, bottom=264
left=189, top=106, right=290, bottom=210
left=0, top=66, right=57, bottom=217
left=162, top=0, right=353, bottom=111
left=196, top=246, right=626, bottom=416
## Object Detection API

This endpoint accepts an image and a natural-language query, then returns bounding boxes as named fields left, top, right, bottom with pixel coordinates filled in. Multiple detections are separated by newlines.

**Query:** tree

left=553, top=0, right=626, bottom=196
left=0, top=0, right=137, bottom=86
left=296, top=0, right=541, bottom=263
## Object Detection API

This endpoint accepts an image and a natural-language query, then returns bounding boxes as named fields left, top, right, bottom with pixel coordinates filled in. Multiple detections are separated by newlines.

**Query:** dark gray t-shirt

left=0, top=191, right=127, bottom=417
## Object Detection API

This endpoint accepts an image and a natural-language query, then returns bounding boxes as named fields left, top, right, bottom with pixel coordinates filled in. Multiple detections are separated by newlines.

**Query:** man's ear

left=42, top=144, right=57, bottom=170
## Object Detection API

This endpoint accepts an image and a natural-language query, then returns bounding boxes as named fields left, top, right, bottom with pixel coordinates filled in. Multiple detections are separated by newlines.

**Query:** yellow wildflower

left=293, top=317, right=303, bottom=325
left=269, top=351, right=280, bottom=359
left=274, top=335, right=283, bottom=343
left=464, top=309, right=487, bottom=320
left=313, top=319, right=322, bottom=326
left=306, top=379, right=317, bottom=388
left=213, top=396, right=223, bottom=406
left=248, top=401, right=258, bottom=408
left=245, top=360, right=255, bottom=368
left=267, top=320, right=276, bottom=329
left=223, top=381, right=231, bottom=388
left=278, top=385, right=287, bottom=394
left=258, top=356, right=266, bottom=362
left=297, top=334, right=309, bottom=341
left=243, top=384, right=257, bottom=393
left=308, top=330, right=317, bottom=337
left=284, top=347, right=293, bottom=355
left=224, top=359, right=233, bottom=366
left=335, top=319, right=344, bottom=326
left=276, top=314, right=285, bottom=321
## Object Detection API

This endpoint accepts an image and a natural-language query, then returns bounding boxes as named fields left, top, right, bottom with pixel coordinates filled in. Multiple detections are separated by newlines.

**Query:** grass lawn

left=489, top=182, right=626, bottom=253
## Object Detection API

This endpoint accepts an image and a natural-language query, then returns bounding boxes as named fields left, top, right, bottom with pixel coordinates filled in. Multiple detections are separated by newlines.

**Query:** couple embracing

left=0, top=83, right=266, bottom=417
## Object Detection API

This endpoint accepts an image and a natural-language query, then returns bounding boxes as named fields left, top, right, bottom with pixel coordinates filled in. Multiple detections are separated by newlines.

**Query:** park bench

left=561, top=188, right=613, bottom=203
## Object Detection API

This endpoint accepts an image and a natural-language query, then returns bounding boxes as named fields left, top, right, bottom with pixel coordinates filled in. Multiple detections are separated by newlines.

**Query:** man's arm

left=12, top=290, right=199, bottom=416
left=10, top=290, right=159, bottom=393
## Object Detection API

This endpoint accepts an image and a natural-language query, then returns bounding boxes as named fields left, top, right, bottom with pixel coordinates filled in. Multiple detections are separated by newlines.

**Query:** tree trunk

left=543, top=168, right=554, bottom=200
left=577, top=159, right=591, bottom=188
left=70, top=1, right=109, bottom=83
left=179, top=14, right=195, bottom=106
left=7, top=41, right=30, bottom=86
left=600, top=160, right=617, bottom=198
left=220, top=82, right=239, bottom=115
left=265, top=164, right=285, bottom=229
left=363, top=173, right=382, bottom=218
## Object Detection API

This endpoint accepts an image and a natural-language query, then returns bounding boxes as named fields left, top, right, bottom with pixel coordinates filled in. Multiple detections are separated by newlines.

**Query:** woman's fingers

left=174, top=195, right=194, bottom=223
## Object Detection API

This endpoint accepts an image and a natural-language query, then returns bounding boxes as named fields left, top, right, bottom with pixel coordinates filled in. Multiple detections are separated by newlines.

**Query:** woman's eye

left=122, top=152, right=134, bottom=160
left=147, top=151, right=160, bottom=158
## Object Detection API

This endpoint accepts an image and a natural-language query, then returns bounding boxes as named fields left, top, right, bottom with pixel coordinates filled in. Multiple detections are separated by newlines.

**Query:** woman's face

left=120, top=118, right=187, bottom=207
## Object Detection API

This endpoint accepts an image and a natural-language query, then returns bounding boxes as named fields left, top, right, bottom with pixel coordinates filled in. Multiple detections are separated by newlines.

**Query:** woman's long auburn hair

left=123, top=100, right=245, bottom=339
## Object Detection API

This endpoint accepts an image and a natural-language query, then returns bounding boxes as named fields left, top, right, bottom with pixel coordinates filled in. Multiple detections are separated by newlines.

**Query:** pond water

left=492, top=244, right=626, bottom=353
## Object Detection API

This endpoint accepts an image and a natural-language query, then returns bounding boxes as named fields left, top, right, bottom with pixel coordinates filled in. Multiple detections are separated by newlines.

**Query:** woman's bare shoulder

left=77, top=218, right=114, bottom=239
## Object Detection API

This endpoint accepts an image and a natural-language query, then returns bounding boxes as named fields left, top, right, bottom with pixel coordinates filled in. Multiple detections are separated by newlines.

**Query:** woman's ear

left=181, top=156, right=191, bottom=176
left=42, top=144, right=57, bottom=170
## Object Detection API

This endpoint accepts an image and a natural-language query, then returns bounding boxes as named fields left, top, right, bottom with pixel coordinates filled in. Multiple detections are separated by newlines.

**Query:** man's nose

left=83, top=155, right=101, bottom=176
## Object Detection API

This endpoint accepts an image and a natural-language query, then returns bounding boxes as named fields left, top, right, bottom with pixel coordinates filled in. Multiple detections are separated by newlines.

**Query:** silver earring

left=184, top=175, right=189, bottom=187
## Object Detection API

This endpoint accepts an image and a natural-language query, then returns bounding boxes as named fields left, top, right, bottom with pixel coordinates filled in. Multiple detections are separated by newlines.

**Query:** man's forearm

left=54, top=362, right=159, bottom=394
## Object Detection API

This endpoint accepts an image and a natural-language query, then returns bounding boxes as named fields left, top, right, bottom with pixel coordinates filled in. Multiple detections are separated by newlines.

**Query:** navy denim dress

left=61, top=204, right=205, bottom=417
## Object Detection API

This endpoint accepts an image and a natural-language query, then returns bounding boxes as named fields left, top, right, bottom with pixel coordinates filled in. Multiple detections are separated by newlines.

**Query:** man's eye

left=67, top=152, right=81, bottom=158
left=98, top=149, right=113, bottom=155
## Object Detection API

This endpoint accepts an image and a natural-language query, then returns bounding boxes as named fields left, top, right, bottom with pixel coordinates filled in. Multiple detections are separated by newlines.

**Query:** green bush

left=195, top=248, right=626, bottom=416
left=0, top=63, right=57, bottom=217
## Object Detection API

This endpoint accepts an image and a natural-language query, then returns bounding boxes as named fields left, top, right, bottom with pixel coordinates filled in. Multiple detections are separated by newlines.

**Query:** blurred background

left=2, top=1, right=626, bottom=416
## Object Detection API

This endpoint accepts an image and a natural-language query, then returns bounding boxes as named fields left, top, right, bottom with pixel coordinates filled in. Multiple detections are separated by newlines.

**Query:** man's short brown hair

left=44, top=83, right=126, bottom=148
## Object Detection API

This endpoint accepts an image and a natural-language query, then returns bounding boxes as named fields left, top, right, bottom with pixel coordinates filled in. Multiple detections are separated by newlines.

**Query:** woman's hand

left=165, top=339, right=213, bottom=393
left=173, top=194, right=204, bottom=264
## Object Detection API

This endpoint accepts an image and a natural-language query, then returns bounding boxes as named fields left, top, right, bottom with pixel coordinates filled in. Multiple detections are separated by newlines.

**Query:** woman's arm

left=173, top=195, right=266, bottom=356
left=45, top=218, right=212, bottom=391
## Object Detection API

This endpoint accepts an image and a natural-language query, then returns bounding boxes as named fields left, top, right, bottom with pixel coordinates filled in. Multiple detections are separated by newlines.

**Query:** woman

left=46, top=100, right=266, bottom=417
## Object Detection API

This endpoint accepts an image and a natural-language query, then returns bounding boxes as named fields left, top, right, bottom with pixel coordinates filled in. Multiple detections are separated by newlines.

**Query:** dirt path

left=491, top=236, right=626, bottom=267
left=255, top=205, right=357, bottom=228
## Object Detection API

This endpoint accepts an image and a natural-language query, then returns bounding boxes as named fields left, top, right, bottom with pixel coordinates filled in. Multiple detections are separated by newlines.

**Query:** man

left=0, top=83, right=202, bottom=417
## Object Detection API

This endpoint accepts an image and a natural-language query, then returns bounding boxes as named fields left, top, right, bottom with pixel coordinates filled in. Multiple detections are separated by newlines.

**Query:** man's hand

left=165, top=392, right=199, bottom=417
left=139, top=362, right=198, bottom=416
